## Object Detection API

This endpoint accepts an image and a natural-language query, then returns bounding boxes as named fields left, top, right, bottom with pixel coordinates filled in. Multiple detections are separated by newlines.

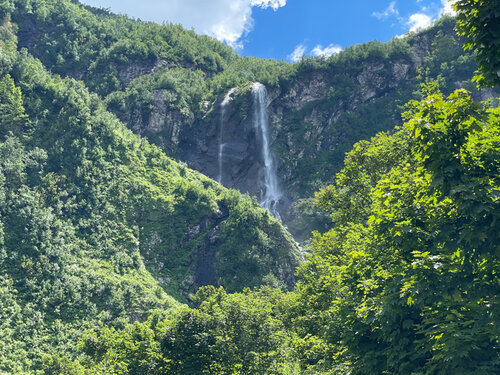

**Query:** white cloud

left=440, top=0, right=457, bottom=16
left=288, top=43, right=342, bottom=62
left=407, top=13, right=432, bottom=32
left=311, top=44, right=342, bottom=58
left=404, top=0, right=456, bottom=34
left=250, top=0, right=287, bottom=11
left=372, top=1, right=399, bottom=20
left=288, top=44, right=306, bottom=63
left=81, top=0, right=286, bottom=48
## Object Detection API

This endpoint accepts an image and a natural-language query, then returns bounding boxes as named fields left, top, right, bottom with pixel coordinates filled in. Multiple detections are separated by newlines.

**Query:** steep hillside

left=111, top=17, right=497, bottom=201
left=0, top=0, right=498, bottom=373
left=0, top=16, right=301, bottom=372
left=7, top=1, right=498, bottom=240
left=36, top=86, right=500, bottom=375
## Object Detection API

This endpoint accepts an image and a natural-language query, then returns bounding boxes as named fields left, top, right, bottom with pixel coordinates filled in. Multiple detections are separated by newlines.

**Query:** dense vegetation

left=38, top=85, right=499, bottom=375
left=0, top=13, right=300, bottom=372
left=454, top=0, right=500, bottom=87
left=6, top=0, right=292, bottom=99
left=7, top=0, right=495, bottom=202
left=0, top=0, right=498, bottom=373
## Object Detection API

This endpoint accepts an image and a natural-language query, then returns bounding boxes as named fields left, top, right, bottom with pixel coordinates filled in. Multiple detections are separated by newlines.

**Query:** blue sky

left=81, top=0, right=456, bottom=62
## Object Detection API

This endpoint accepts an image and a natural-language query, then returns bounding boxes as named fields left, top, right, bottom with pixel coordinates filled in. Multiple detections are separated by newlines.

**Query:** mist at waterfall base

left=216, top=83, right=283, bottom=219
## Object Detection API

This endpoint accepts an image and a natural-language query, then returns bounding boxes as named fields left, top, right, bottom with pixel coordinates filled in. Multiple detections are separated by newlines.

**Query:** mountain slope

left=0, top=16, right=301, bottom=372
left=36, top=86, right=500, bottom=375
left=7, top=1, right=497, bottom=240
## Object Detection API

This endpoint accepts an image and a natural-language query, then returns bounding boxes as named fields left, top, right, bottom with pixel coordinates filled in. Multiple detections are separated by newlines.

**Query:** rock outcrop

left=14, top=8, right=498, bottom=236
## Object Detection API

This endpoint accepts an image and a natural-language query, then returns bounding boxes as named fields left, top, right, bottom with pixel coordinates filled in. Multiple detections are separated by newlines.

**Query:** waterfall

left=217, top=143, right=226, bottom=183
left=217, top=90, right=234, bottom=183
left=251, top=82, right=282, bottom=218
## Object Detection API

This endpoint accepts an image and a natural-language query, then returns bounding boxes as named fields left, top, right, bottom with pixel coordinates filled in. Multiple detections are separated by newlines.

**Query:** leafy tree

left=0, top=0, right=14, bottom=18
left=42, top=355, right=85, bottom=375
left=161, top=287, right=292, bottom=374
left=0, top=74, right=27, bottom=138
left=76, top=288, right=296, bottom=374
left=294, top=86, right=499, bottom=374
left=454, top=0, right=500, bottom=86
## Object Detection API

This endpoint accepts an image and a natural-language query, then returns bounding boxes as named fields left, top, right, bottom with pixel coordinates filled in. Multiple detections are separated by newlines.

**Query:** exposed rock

left=180, top=86, right=267, bottom=200
left=357, top=62, right=386, bottom=101
left=148, top=89, right=168, bottom=132
left=280, top=72, right=329, bottom=110
left=392, top=61, right=411, bottom=82
left=410, top=33, right=432, bottom=66
left=116, top=59, right=178, bottom=88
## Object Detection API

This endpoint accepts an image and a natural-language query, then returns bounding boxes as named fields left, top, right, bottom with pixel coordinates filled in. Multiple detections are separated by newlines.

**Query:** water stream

left=217, top=90, right=233, bottom=183
left=251, top=82, right=282, bottom=218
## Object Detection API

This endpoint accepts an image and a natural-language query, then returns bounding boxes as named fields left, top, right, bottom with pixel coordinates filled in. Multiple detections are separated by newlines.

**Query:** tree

left=161, top=287, right=292, bottom=374
left=295, top=85, right=500, bottom=374
left=453, top=0, right=500, bottom=87
left=0, top=74, right=27, bottom=139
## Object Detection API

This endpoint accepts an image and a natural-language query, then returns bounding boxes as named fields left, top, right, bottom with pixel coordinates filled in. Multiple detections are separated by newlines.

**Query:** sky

left=81, top=0, right=456, bottom=62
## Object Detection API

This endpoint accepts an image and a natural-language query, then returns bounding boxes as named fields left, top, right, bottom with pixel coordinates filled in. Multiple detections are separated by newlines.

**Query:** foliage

left=0, top=73, right=27, bottom=138
left=161, top=287, right=294, bottom=374
left=454, top=0, right=500, bottom=87
left=40, top=86, right=499, bottom=375
left=294, top=86, right=499, bottom=374
left=0, top=28, right=300, bottom=372
left=52, top=288, right=296, bottom=374
left=283, top=198, right=331, bottom=243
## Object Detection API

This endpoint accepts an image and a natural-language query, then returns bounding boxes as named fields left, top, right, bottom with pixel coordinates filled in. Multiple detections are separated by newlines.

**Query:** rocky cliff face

left=180, top=87, right=284, bottom=206
left=13, top=8, right=498, bottom=235
left=120, top=25, right=497, bottom=233
left=125, top=61, right=408, bottom=191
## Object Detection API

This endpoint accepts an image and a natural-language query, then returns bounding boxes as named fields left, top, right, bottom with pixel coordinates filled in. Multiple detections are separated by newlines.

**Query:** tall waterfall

left=217, top=90, right=234, bottom=183
left=251, top=82, right=282, bottom=217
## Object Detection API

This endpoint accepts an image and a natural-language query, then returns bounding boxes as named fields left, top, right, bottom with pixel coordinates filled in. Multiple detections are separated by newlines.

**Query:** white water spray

left=251, top=82, right=282, bottom=218
left=217, top=89, right=234, bottom=183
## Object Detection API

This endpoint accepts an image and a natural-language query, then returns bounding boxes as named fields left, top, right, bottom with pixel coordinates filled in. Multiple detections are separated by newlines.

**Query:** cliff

left=10, top=2, right=498, bottom=238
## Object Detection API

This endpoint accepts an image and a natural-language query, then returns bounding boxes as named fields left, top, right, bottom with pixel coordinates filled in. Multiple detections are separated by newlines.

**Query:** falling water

left=217, top=90, right=234, bottom=183
left=217, top=143, right=226, bottom=183
left=251, top=82, right=282, bottom=218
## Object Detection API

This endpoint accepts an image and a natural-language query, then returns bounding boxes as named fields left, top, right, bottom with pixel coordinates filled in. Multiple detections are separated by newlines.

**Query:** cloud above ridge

left=288, top=43, right=342, bottom=62
left=312, top=44, right=342, bottom=58
left=407, top=13, right=432, bottom=32
left=372, top=1, right=399, bottom=20
left=372, top=1, right=458, bottom=35
left=82, top=0, right=287, bottom=48
left=288, top=44, right=306, bottom=63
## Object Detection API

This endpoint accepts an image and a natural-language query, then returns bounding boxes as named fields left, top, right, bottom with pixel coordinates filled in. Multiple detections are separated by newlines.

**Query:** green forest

left=0, top=0, right=498, bottom=374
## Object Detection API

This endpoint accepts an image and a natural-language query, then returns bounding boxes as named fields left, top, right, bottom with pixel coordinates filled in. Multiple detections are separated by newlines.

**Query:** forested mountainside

left=5, top=0, right=498, bottom=240
left=55, top=88, right=498, bottom=375
left=0, top=11, right=302, bottom=371
left=0, top=0, right=499, bottom=374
